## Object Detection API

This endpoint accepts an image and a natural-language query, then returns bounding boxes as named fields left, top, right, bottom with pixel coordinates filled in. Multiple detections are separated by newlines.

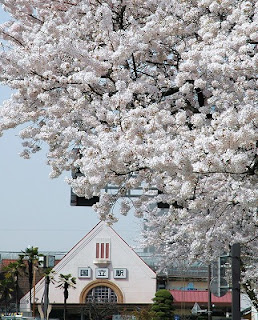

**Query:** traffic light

left=211, top=255, right=230, bottom=297
left=219, top=255, right=229, bottom=277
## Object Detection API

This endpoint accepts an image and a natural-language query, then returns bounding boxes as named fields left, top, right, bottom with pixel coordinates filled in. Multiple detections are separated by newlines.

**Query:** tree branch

left=195, top=87, right=205, bottom=107
left=28, top=14, right=44, bottom=24
left=88, top=84, right=102, bottom=96
left=110, top=166, right=149, bottom=177
left=185, top=99, right=200, bottom=114
left=119, top=5, right=126, bottom=30
left=0, top=30, right=24, bottom=47
left=132, top=53, right=138, bottom=79
left=193, top=169, right=256, bottom=175
left=162, top=87, right=179, bottom=97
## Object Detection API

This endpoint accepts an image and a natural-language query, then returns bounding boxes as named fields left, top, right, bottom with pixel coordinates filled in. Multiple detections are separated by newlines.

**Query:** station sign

left=78, top=267, right=92, bottom=278
left=114, top=268, right=127, bottom=279
left=78, top=267, right=128, bottom=279
left=96, top=268, right=109, bottom=278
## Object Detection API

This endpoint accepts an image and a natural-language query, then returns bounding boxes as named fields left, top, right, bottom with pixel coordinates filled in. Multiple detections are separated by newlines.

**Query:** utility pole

left=231, top=243, right=241, bottom=320
left=208, top=264, right=212, bottom=320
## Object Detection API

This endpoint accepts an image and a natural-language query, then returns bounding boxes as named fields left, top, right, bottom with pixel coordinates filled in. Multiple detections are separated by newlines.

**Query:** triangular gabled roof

left=20, top=221, right=156, bottom=310
left=47, top=221, right=155, bottom=276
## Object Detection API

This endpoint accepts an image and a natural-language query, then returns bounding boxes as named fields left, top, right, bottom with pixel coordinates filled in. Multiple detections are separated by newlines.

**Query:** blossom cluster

left=0, top=0, right=257, bottom=297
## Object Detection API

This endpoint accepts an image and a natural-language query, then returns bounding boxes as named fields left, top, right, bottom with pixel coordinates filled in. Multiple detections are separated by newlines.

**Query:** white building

left=241, top=294, right=258, bottom=320
left=20, top=221, right=156, bottom=319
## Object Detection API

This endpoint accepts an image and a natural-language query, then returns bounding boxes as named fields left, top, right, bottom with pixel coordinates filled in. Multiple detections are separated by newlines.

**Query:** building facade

left=19, top=221, right=156, bottom=319
left=0, top=221, right=236, bottom=320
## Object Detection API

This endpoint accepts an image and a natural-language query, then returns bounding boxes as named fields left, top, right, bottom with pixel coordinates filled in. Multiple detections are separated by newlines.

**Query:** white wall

left=20, top=222, right=156, bottom=311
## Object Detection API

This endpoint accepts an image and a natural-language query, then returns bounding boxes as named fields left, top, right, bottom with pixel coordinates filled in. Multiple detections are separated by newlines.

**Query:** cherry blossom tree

left=0, top=0, right=257, bottom=302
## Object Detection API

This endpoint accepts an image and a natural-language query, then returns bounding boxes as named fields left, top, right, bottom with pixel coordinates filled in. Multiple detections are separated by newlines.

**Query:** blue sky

left=0, top=6, right=141, bottom=252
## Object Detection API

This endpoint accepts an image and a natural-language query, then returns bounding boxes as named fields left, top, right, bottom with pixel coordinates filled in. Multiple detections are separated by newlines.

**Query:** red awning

left=170, top=290, right=231, bottom=305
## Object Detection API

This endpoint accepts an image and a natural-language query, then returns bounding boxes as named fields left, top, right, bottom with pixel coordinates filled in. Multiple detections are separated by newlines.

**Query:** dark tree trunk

left=44, top=276, right=50, bottom=319
left=64, top=283, right=68, bottom=320
left=28, top=261, right=33, bottom=308
left=15, top=273, right=19, bottom=313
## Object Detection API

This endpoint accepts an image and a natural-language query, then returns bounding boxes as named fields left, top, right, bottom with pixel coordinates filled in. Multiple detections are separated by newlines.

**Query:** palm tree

left=0, top=276, right=15, bottom=313
left=56, top=274, right=76, bottom=320
left=41, top=268, right=56, bottom=320
left=20, top=246, right=43, bottom=309
left=3, top=256, right=26, bottom=313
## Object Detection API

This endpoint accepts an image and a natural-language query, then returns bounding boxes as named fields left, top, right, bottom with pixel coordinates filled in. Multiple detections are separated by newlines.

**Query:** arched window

left=86, top=286, right=118, bottom=303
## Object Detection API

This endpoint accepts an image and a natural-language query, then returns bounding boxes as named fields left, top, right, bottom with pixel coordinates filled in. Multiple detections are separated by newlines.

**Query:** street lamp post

left=231, top=243, right=241, bottom=320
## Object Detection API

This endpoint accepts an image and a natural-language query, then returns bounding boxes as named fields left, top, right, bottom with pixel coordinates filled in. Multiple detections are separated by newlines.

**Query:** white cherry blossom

left=0, top=0, right=257, bottom=304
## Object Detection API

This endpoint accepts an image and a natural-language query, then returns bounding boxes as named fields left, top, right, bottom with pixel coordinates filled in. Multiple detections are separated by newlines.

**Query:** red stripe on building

left=106, top=243, right=109, bottom=259
left=96, top=243, right=99, bottom=259
left=101, top=243, right=104, bottom=259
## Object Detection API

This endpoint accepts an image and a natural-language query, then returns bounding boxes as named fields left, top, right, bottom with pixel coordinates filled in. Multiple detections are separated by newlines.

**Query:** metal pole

left=231, top=243, right=241, bottom=320
left=33, top=267, right=36, bottom=317
left=208, top=264, right=212, bottom=320
left=80, top=308, right=84, bottom=320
